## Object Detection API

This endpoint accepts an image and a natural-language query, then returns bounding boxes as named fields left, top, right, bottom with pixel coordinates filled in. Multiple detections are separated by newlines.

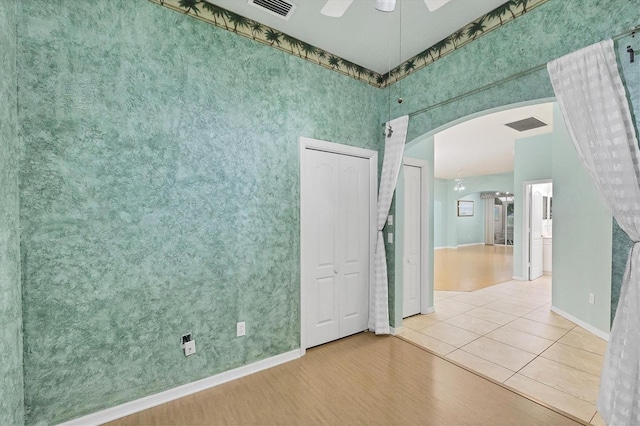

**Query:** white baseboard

left=390, top=326, right=399, bottom=335
left=435, top=246, right=457, bottom=250
left=423, top=306, right=435, bottom=314
left=550, top=306, right=610, bottom=342
left=457, top=243, right=484, bottom=247
left=59, top=349, right=302, bottom=426
left=512, top=276, right=527, bottom=281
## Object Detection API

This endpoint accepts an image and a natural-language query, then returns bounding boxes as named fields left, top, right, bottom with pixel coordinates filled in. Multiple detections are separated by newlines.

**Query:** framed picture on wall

left=458, top=200, right=474, bottom=217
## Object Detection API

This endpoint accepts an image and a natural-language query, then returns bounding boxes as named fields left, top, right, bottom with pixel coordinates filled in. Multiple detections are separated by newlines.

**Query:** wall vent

left=248, top=0, right=296, bottom=19
left=504, top=117, right=548, bottom=132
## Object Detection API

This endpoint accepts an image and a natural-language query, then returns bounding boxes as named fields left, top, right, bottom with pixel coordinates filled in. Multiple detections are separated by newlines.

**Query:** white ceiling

left=206, top=0, right=506, bottom=74
left=434, top=103, right=555, bottom=179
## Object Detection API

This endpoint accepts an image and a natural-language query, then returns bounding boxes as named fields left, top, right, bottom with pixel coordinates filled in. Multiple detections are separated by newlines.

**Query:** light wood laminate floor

left=435, top=244, right=513, bottom=291
left=399, top=276, right=607, bottom=425
left=107, top=332, right=578, bottom=426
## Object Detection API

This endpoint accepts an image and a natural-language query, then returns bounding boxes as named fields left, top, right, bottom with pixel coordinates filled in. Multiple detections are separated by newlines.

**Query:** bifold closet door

left=303, top=149, right=370, bottom=349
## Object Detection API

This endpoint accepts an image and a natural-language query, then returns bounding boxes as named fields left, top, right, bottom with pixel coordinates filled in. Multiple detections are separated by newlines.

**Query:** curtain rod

left=408, top=25, right=639, bottom=119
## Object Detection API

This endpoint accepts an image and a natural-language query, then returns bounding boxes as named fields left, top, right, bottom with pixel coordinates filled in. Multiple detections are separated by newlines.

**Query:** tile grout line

left=427, top=277, right=602, bottom=422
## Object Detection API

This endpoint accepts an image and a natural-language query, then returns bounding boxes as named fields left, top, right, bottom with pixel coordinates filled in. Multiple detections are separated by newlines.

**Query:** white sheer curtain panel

left=548, top=39, right=640, bottom=425
left=369, top=115, right=409, bottom=334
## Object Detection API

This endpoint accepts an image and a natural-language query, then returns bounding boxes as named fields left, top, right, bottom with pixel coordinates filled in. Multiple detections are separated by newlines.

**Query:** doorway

left=299, top=137, right=378, bottom=351
left=524, top=181, right=553, bottom=281
left=491, top=193, right=514, bottom=246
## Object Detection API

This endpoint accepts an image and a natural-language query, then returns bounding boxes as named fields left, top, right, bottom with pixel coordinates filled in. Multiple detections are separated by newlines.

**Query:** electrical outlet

left=183, top=340, right=196, bottom=356
left=387, top=215, right=393, bottom=226
left=237, top=321, right=246, bottom=337
left=589, top=293, right=595, bottom=304
left=387, top=232, right=393, bottom=244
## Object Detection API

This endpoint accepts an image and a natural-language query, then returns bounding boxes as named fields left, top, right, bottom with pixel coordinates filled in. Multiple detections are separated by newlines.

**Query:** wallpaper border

left=149, top=0, right=549, bottom=89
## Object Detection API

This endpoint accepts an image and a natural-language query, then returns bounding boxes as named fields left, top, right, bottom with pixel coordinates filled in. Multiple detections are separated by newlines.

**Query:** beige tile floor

left=397, top=276, right=608, bottom=425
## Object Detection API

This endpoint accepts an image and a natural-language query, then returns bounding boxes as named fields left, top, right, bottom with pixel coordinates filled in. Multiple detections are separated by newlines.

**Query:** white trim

left=550, top=306, right=610, bottom=342
left=299, top=137, right=378, bottom=352
left=59, top=349, right=302, bottom=426
left=424, top=306, right=435, bottom=314
left=456, top=242, right=484, bottom=247
left=402, top=157, right=431, bottom=317
left=389, top=326, right=398, bottom=335
left=512, top=275, right=527, bottom=281
left=435, top=246, right=457, bottom=250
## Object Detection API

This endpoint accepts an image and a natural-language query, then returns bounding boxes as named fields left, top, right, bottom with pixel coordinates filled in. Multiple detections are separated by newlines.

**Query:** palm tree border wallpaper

left=151, top=0, right=548, bottom=88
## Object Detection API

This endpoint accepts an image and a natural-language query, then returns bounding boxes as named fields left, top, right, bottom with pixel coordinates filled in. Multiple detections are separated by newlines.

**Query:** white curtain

left=548, top=39, right=640, bottom=425
left=369, top=115, right=409, bottom=334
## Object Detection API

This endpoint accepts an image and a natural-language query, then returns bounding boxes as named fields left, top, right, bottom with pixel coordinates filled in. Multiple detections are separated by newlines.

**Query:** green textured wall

left=17, top=1, right=382, bottom=423
left=391, top=0, right=640, bottom=142
left=610, top=33, right=640, bottom=324
left=389, top=0, right=639, bottom=332
left=513, top=133, right=553, bottom=279
left=10, top=0, right=640, bottom=422
left=0, top=0, right=24, bottom=424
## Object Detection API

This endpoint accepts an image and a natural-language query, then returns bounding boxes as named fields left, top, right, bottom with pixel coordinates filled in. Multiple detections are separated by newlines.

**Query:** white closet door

left=338, top=154, right=370, bottom=337
left=304, top=149, right=370, bottom=348
left=403, top=164, right=421, bottom=318
left=530, top=191, right=544, bottom=280
left=305, top=150, right=341, bottom=348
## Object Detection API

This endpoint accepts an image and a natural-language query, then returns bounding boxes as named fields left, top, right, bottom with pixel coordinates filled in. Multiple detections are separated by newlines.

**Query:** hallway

left=435, top=244, right=513, bottom=291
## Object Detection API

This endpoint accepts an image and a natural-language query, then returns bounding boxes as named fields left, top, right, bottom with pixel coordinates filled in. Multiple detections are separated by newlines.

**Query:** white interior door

left=403, top=164, right=421, bottom=318
left=303, top=148, right=370, bottom=348
left=338, top=155, right=370, bottom=337
left=530, top=191, right=544, bottom=280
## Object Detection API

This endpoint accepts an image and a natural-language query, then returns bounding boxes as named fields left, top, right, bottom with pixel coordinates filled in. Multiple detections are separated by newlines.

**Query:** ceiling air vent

left=504, top=117, right=549, bottom=132
left=248, top=0, right=296, bottom=20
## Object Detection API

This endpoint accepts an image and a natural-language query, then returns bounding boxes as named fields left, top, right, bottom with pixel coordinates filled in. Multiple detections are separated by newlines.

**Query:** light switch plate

left=387, top=215, right=393, bottom=226
left=387, top=232, right=393, bottom=244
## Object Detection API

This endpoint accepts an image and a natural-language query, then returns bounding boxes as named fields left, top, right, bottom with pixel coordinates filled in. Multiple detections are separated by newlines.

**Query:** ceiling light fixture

left=320, top=0, right=353, bottom=17
left=454, top=169, right=465, bottom=193
left=375, top=0, right=396, bottom=12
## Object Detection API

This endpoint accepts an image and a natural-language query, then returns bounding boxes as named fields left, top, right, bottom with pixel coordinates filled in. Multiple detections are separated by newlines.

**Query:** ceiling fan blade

left=424, top=0, right=451, bottom=12
left=320, top=0, right=353, bottom=17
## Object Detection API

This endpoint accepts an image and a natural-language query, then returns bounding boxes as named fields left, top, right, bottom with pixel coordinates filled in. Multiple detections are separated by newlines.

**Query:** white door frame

left=402, top=157, right=430, bottom=316
left=523, top=179, right=552, bottom=281
left=299, top=137, right=378, bottom=356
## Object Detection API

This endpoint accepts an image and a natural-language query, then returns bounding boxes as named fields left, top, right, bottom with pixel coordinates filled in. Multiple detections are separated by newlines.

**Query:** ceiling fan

left=320, top=0, right=452, bottom=17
